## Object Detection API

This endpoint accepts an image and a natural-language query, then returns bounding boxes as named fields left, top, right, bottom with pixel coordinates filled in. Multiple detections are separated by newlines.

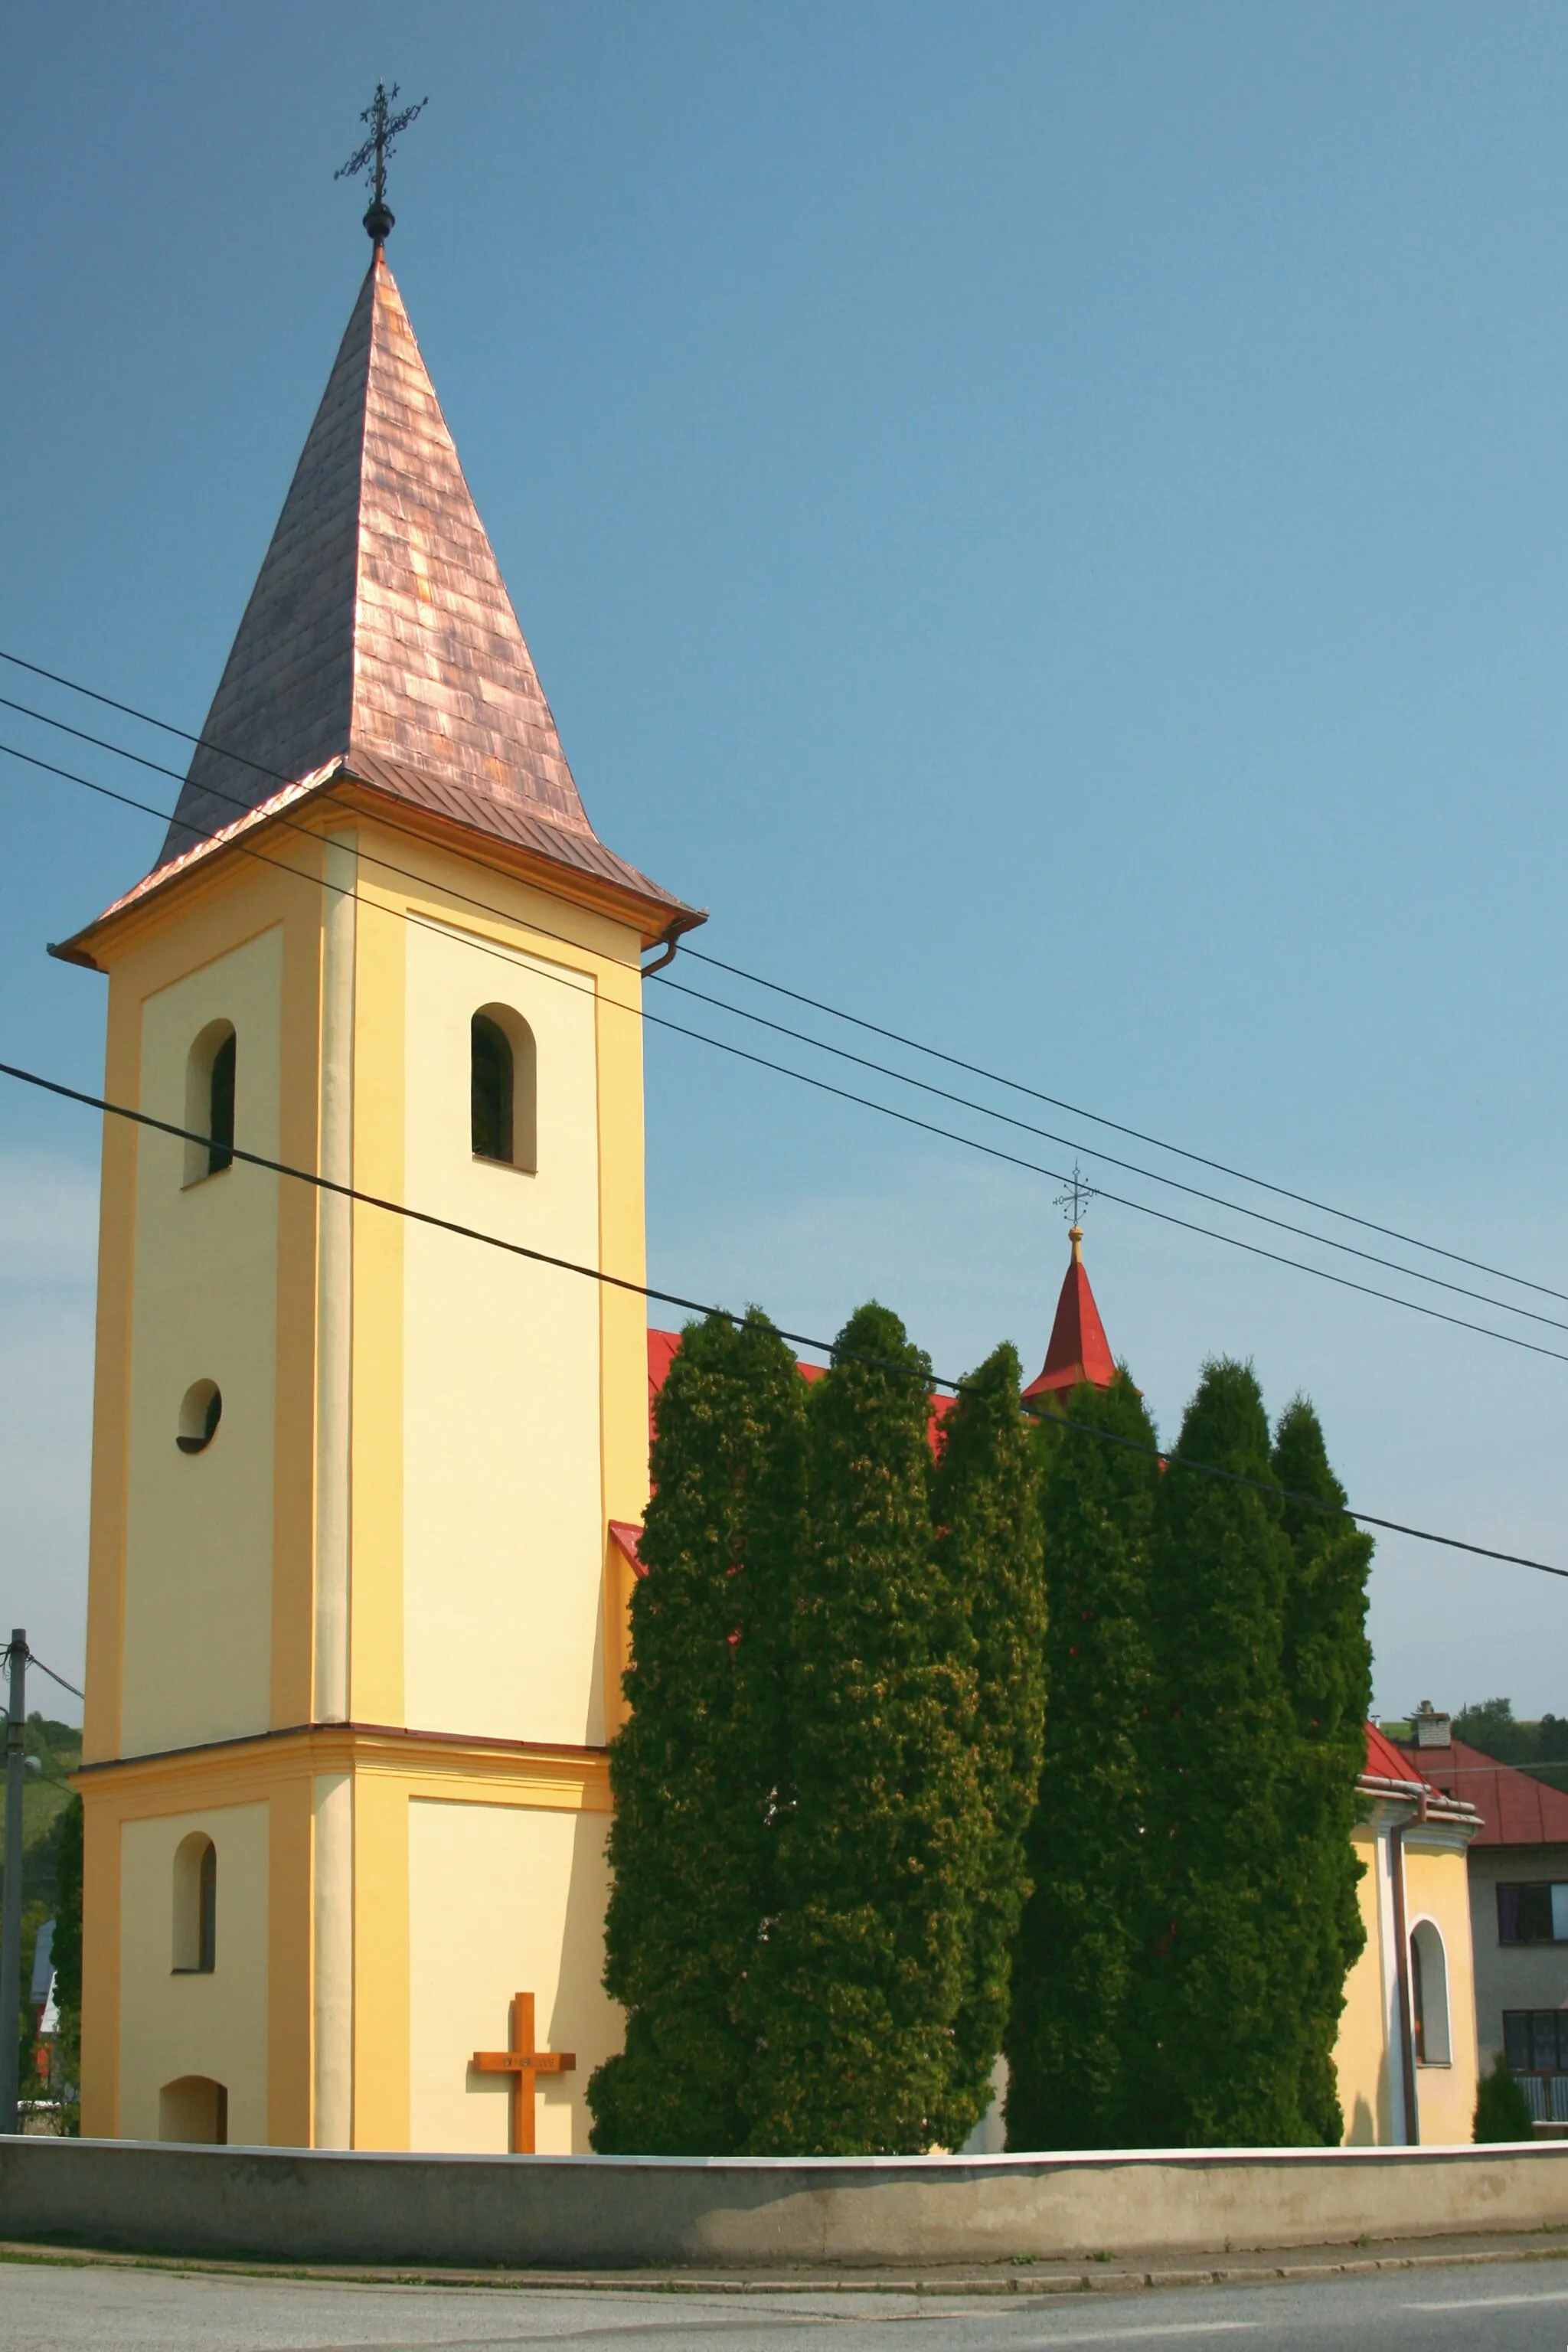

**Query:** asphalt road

left=6, top=2259, right=1568, bottom=2351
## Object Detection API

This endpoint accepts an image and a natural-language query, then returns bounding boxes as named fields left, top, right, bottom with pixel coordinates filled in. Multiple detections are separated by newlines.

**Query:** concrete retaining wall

left=2, top=2136, right=1566, bottom=2269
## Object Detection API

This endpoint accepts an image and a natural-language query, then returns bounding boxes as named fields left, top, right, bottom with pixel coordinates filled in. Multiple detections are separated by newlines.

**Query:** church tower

left=60, top=228, right=700, bottom=2151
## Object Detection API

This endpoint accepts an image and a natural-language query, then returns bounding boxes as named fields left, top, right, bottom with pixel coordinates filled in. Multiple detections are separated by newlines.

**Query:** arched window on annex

left=1410, top=1917, right=1451, bottom=2066
left=471, top=1004, right=537, bottom=1173
left=184, top=1019, right=237, bottom=1184
left=172, top=1831, right=217, bottom=1975
left=158, top=2074, right=227, bottom=2144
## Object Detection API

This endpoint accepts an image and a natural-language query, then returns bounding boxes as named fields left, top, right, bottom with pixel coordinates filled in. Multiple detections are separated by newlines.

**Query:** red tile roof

left=1022, top=1229, right=1116, bottom=1404
left=1395, top=1735, right=1568, bottom=1848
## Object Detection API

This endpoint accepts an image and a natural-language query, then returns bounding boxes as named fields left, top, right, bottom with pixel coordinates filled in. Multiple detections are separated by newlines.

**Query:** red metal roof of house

left=1022, top=1228, right=1116, bottom=1404
left=1365, top=1723, right=1426, bottom=1785
left=646, top=1330, right=952, bottom=1455
left=1394, top=1734, right=1568, bottom=1848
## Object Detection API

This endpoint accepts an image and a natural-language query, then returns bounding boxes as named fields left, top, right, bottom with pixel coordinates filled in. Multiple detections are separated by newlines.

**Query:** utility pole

left=0, top=1628, right=26, bottom=2135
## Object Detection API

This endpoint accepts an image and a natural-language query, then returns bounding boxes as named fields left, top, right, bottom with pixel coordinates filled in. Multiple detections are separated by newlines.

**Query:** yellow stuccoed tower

left=58, top=241, right=701, bottom=2151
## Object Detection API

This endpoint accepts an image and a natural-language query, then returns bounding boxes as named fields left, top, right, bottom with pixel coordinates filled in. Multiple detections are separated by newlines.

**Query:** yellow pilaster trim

left=267, top=1770, right=313, bottom=2146
left=595, top=951, right=649, bottom=1739
left=348, top=852, right=407, bottom=1728
left=77, top=1789, right=122, bottom=2137
left=83, top=980, right=140, bottom=1767
left=351, top=1767, right=409, bottom=2148
left=273, top=849, right=327, bottom=1730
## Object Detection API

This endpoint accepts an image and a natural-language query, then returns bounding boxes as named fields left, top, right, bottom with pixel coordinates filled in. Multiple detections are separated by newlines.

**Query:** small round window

left=177, top=1380, right=223, bottom=1455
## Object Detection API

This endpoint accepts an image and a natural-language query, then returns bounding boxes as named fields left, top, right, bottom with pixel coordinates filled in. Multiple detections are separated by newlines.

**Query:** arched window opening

left=1410, top=1919, right=1451, bottom=2066
left=471, top=1005, right=537, bottom=1171
left=159, top=2074, right=227, bottom=2144
left=471, top=1013, right=512, bottom=1162
left=177, top=1380, right=223, bottom=1455
left=172, top=1831, right=217, bottom=1973
left=184, top=1020, right=237, bottom=1184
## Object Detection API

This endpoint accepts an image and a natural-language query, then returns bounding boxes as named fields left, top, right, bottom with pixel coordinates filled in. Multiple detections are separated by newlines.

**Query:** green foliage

left=0, top=1717, right=81, bottom=1909
left=1142, top=1359, right=1307, bottom=2147
left=1272, top=1398, right=1374, bottom=2147
left=746, top=1303, right=983, bottom=2154
left=1474, top=2053, right=1536, bottom=2142
left=1005, top=1370, right=1159, bottom=2151
left=588, top=1309, right=806, bottom=2154
left=927, top=1341, right=1047, bottom=2151
left=1454, top=1696, right=1518, bottom=1754
left=1451, top=1700, right=1568, bottom=1793
left=52, top=1792, right=83, bottom=2013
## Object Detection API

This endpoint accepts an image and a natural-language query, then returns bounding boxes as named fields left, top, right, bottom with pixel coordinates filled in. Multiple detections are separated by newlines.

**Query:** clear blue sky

left=5, top=2, right=1567, bottom=1717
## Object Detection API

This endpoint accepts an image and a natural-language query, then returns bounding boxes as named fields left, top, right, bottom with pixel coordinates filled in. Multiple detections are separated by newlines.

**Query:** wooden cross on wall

left=472, top=1992, right=576, bottom=2154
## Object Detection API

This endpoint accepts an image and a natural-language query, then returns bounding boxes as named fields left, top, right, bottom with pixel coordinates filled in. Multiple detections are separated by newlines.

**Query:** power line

left=13, top=670, right=1561, bottom=1322
left=653, top=963, right=1568, bottom=1338
left=2, top=1048, right=1564, bottom=1585
left=8, top=737, right=1568, bottom=1370
left=2, top=640, right=1562, bottom=1313
left=28, top=1655, right=84, bottom=1704
left=678, top=947, right=1568, bottom=1312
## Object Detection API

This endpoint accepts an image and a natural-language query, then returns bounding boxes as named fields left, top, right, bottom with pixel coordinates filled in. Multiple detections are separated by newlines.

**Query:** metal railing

left=1517, top=2073, right=1568, bottom=2124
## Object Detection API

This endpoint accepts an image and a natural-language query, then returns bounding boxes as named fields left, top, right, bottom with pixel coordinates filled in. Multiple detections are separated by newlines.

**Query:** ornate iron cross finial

left=1054, top=1161, right=1096, bottom=1227
left=336, top=81, right=428, bottom=247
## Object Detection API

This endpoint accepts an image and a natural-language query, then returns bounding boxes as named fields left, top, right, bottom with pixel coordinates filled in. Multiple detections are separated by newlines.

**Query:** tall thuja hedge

left=588, top=1308, right=805, bottom=2154
left=927, top=1341, right=1047, bottom=2152
left=1142, top=1359, right=1305, bottom=2146
left=1006, top=1369, right=1160, bottom=2150
left=1272, top=1397, right=1374, bottom=2145
left=746, top=1303, right=984, bottom=2154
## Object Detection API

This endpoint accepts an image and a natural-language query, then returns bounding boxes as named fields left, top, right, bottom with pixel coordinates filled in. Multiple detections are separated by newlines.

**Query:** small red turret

left=1022, top=1225, right=1116, bottom=1410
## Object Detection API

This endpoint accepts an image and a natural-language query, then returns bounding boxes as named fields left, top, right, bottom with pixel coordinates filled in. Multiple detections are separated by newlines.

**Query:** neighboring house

left=1335, top=1726, right=1481, bottom=2145
left=29, top=1919, right=59, bottom=2092
left=1399, top=1705, right=1568, bottom=2127
left=30, top=1919, right=57, bottom=2036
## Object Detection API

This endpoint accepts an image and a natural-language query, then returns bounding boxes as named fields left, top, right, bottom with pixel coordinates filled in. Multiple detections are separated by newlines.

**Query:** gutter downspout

left=1389, top=1816, right=1420, bottom=2145
left=641, top=919, right=688, bottom=978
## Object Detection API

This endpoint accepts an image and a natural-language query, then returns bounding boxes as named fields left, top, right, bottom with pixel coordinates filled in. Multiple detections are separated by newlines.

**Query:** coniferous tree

left=1005, top=1369, right=1160, bottom=2150
left=588, top=1308, right=805, bottom=2154
left=1142, top=1359, right=1305, bottom=2146
left=927, top=1341, right=1047, bottom=2151
left=746, top=1302, right=982, bottom=2154
left=1272, top=1397, right=1374, bottom=2146
left=1475, top=2054, right=1535, bottom=2141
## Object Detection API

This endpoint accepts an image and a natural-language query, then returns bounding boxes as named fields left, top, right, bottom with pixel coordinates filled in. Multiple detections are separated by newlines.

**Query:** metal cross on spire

left=336, top=81, right=428, bottom=247
left=1054, top=1161, right=1097, bottom=1227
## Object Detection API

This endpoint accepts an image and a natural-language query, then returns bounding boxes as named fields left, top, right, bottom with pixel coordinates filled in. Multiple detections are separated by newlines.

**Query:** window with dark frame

left=1497, top=1883, right=1568, bottom=1944
left=1504, top=2011, right=1568, bottom=2074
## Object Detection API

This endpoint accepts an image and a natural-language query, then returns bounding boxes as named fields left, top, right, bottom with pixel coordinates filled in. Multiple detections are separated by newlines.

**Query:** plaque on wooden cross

left=471, top=1991, right=576, bottom=2154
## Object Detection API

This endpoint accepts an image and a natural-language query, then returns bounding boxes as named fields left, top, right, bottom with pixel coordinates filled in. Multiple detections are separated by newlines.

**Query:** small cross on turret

left=336, top=80, right=428, bottom=248
left=1054, top=1159, right=1097, bottom=1230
